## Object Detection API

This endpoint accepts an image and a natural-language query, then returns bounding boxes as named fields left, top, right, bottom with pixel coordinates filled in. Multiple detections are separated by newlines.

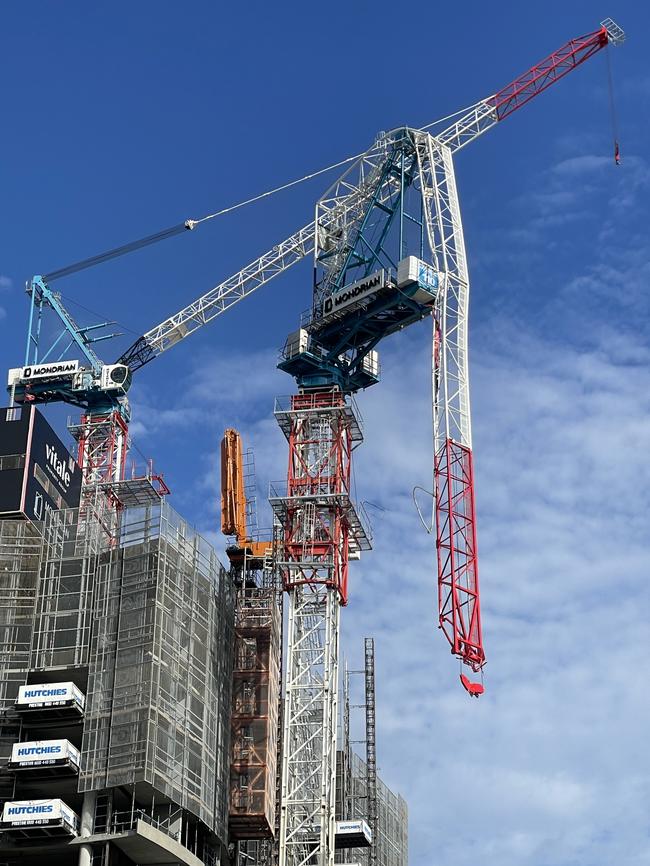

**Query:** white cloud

left=121, top=143, right=650, bottom=866
left=155, top=317, right=648, bottom=866
left=0, top=276, right=11, bottom=319
left=337, top=319, right=650, bottom=866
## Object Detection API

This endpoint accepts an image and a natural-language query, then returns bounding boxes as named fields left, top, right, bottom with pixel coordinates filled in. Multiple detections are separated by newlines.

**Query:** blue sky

left=2, top=3, right=649, bottom=864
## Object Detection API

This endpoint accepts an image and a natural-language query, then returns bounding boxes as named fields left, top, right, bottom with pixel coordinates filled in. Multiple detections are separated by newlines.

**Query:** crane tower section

left=270, top=392, right=371, bottom=866
left=280, top=125, right=483, bottom=671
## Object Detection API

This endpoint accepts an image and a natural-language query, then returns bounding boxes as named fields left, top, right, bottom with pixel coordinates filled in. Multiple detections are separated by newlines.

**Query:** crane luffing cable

left=41, top=102, right=482, bottom=284
left=605, top=45, right=621, bottom=164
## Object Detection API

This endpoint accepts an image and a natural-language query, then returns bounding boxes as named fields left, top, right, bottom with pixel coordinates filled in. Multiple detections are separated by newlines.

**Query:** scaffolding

left=345, top=753, right=408, bottom=866
left=364, top=639, right=377, bottom=866
left=229, top=587, right=281, bottom=840
left=337, top=644, right=407, bottom=866
left=75, top=501, right=235, bottom=841
left=0, top=520, right=42, bottom=800
left=0, top=498, right=236, bottom=851
left=30, top=503, right=106, bottom=671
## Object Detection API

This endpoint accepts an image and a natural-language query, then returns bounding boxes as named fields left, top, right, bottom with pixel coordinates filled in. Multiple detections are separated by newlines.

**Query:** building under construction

left=1, top=17, right=622, bottom=866
left=334, top=640, right=408, bottom=866
left=0, top=432, right=235, bottom=866
left=0, top=406, right=407, bottom=866
left=336, top=751, right=408, bottom=866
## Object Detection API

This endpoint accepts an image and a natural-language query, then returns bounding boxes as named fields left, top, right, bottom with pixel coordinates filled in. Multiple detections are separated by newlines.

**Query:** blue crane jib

left=7, top=276, right=131, bottom=418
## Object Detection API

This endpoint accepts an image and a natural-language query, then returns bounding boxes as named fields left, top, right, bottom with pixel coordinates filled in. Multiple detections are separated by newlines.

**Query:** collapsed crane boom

left=7, top=18, right=625, bottom=866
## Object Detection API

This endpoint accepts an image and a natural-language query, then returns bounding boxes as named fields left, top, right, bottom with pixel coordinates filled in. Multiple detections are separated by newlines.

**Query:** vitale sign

left=0, top=406, right=81, bottom=521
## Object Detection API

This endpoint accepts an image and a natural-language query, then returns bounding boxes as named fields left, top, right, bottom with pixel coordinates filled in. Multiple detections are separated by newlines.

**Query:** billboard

left=16, top=682, right=85, bottom=711
left=318, top=270, right=387, bottom=325
left=9, top=739, right=80, bottom=769
left=19, top=360, right=81, bottom=382
left=1, top=799, right=79, bottom=831
left=0, top=405, right=81, bottom=521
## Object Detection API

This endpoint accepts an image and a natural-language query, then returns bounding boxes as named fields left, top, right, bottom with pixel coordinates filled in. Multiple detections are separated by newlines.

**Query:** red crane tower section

left=272, top=391, right=371, bottom=607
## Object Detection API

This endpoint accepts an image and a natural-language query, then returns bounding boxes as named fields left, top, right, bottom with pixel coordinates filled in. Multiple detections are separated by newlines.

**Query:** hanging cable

left=605, top=46, right=621, bottom=165
left=412, top=485, right=435, bottom=534
left=58, top=292, right=141, bottom=337
left=187, top=153, right=371, bottom=228
left=43, top=223, right=190, bottom=281
left=41, top=152, right=375, bottom=283
left=420, top=99, right=486, bottom=132
left=42, top=98, right=482, bottom=284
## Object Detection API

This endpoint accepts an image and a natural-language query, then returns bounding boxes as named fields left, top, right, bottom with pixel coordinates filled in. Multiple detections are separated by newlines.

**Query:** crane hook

left=460, top=673, right=484, bottom=698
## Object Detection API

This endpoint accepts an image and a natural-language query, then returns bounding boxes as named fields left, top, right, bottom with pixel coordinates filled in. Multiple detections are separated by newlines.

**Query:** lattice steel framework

left=270, top=391, right=370, bottom=866
left=364, top=638, right=377, bottom=866
left=69, top=410, right=128, bottom=487
left=345, top=752, right=408, bottom=866
left=313, top=126, right=486, bottom=673
left=415, top=133, right=485, bottom=672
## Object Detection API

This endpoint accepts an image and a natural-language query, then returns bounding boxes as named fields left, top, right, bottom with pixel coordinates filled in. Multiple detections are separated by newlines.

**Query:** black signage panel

left=0, top=407, right=30, bottom=516
left=0, top=406, right=81, bottom=521
left=24, top=409, right=82, bottom=521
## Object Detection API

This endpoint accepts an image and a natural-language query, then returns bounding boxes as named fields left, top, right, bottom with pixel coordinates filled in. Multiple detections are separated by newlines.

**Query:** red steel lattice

left=435, top=438, right=485, bottom=672
left=492, top=26, right=609, bottom=121
left=280, top=391, right=353, bottom=604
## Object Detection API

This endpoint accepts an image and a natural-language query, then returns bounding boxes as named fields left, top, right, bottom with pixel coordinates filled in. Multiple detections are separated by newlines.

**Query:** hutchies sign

left=16, top=682, right=85, bottom=711
left=1, top=799, right=79, bottom=831
left=9, top=739, right=80, bottom=770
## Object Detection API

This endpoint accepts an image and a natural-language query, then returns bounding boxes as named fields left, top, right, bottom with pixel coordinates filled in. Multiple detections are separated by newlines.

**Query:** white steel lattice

left=273, top=393, right=368, bottom=866
left=314, top=134, right=400, bottom=305
left=279, top=584, right=339, bottom=866
left=135, top=139, right=396, bottom=364
left=414, top=132, right=472, bottom=452
left=414, top=132, right=485, bottom=672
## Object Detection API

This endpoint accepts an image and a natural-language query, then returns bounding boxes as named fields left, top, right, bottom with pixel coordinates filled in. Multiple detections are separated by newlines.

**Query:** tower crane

left=6, top=17, right=624, bottom=866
